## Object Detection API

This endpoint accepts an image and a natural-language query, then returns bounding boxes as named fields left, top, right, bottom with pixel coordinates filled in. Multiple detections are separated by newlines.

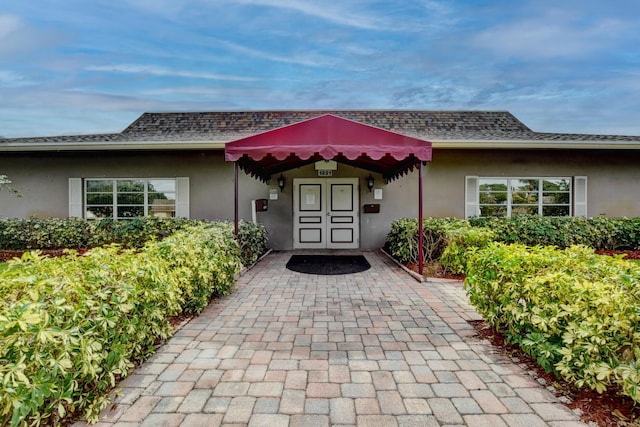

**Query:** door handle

left=327, top=212, right=332, bottom=216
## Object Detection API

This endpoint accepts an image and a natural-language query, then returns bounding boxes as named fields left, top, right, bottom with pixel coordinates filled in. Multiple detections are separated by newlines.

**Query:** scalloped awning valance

left=224, top=114, right=432, bottom=182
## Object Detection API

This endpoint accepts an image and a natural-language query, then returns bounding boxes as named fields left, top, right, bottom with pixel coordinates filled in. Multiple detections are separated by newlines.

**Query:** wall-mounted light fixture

left=367, top=174, right=375, bottom=193
left=277, top=174, right=285, bottom=192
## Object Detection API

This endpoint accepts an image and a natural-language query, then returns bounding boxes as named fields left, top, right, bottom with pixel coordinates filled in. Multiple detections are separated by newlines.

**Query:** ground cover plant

left=0, top=219, right=267, bottom=426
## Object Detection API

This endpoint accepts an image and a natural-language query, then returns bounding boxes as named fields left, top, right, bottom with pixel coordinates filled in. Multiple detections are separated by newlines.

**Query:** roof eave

left=2, top=138, right=640, bottom=152
left=430, top=139, right=640, bottom=149
left=0, top=140, right=227, bottom=151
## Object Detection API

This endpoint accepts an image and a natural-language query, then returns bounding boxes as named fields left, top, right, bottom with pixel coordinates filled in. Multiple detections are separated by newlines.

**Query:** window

left=69, top=177, right=189, bottom=219
left=466, top=176, right=586, bottom=218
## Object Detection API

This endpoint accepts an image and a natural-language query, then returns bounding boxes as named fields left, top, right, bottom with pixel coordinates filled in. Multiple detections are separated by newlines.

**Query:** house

left=1, top=110, right=639, bottom=251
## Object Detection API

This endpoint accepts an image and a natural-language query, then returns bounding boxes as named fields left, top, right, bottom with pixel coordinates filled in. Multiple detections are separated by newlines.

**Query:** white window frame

left=466, top=176, right=585, bottom=218
left=69, top=177, right=190, bottom=219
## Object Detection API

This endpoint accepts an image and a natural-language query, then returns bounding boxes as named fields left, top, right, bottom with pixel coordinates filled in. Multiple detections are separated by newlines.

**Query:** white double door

left=293, top=178, right=359, bottom=249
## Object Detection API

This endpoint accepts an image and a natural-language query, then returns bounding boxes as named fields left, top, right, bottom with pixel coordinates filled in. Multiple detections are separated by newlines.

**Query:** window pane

left=148, top=192, right=176, bottom=204
left=479, top=191, right=507, bottom=204
left=543, top=192, right=570, bottom=204
left=86, top=206, right=113, bottom=219
left=511, top=179, right=539, bottom=192
left=479, top=179, right=508, bottom=208
left=511, top=191, right=538, bottom=204
left=543, top=179, right=570, bottom=192
left=86, top=193, right=113, bottom=205
left=480, top=205, right=507, bottom=217
left=479, top=179, right=507, bottom=191
left=117, top=193, right=145, bottom=204
left=150, top=203, right=176, bottom=218
left=148, top=179, right=175, bottom=193
left=543, top=206, right=570, bottom=216
left=117, top=180, right=145, bottom=192
left=512, top=205, right=539, bottom=216
left=117, top=206, right=144, bottom=218
left=86, top=180, right=113, bottom=192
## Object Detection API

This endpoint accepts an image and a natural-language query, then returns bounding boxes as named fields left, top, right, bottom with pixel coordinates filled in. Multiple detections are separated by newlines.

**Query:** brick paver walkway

left=78, top=251, right=586, bottom=426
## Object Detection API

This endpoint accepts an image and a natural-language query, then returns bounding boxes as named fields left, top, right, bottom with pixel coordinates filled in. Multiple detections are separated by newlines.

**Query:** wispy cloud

left=210, top=38, right=336, bottom=68
left=0, top=14, right=60, bottom=58
left=0, top=14, right=22, bottom=38
left=472, top=9, right=627, bottom=60
left=85, top=64, right=259, bottom=82
left=233, top=0, right=388, bottom=30
left=0, top=70, right=31, bottom=87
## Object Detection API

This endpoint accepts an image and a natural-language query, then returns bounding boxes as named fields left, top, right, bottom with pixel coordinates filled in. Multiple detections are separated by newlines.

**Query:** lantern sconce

left=277, top=174, right=285, bottom=192
left=367, top=174, right=375, bottom=193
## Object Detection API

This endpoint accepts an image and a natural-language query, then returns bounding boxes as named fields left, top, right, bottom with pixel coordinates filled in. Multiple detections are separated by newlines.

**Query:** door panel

left=331, top=184, right=353, bottom=211
left=294, top=178, right=359, bottom=249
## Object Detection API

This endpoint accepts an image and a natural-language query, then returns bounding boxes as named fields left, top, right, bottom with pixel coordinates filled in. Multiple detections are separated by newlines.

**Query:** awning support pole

left=234, top=162, right=239, bottom=238
left=418, top=162, right=424, bottom=276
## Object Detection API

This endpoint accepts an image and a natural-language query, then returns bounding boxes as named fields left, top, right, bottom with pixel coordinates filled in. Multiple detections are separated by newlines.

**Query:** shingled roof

left=120, top=110, right=534, bottom=141
left=2, top=110, right=640, bottom=147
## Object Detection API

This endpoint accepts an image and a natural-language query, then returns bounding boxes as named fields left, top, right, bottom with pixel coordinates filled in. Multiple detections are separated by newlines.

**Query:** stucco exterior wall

left=0, top=151, right=237, bottom=220
left=1, top=148, right=639, bottom=250
left=423, top=149, right=640, bottom=218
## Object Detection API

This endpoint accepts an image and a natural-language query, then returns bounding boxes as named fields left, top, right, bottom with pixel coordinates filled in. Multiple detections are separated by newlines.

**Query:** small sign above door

left=318, top=170, right=333, bottom=177
left=315, top=160, right=337, bottom=170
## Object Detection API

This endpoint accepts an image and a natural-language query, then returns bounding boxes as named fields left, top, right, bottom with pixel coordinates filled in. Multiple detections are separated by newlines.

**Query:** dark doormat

left=286, top=255, right=371, bottom=275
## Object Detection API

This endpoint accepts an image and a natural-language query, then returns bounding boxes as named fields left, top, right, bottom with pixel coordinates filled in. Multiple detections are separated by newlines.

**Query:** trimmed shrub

left=237, top=221, right=269, bottom=266
left=0, top=217, right=198, bottom=250
left=0, top=218, right=93, bottom=250
left=149, top=223, right=242, bottom=314
left=469, top=215, right=640, bottom=250
left=87, top=217, right=198, bottom=248
left=440, top=227, right=496, bottom=275
left=465, top=243, right=640, bottom=402
left=0, top=223, right=241, bottom=425
left=0, top=218, right=269, bottom=268
left=385, top=217, right=467, bottom=264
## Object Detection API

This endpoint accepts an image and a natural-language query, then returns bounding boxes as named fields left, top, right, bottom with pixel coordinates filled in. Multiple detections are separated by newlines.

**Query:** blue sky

left=1, top=0, right=639, bottom=137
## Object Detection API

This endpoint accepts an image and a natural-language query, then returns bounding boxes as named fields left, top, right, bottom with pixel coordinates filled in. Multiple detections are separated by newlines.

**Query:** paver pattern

left=77, top=251, right=586, bottom=426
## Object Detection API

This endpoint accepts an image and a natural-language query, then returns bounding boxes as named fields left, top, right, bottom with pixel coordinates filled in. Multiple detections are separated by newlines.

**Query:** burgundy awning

left=224, top=114, right=432, bottom=182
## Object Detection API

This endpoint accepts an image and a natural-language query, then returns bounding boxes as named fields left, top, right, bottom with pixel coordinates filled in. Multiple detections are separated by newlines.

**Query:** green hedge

left=0, top=217, right=269, bottom=267
left=469, top=215, right=640, bottom=250
left=0, top=217, right=197, bottom=250
left=465, top=243, right=640, bottom=402
left=385, top=216, right=640, bottom=275
left=237, top=221, right=269, bottom=266
left=0, top=223, right=242, bottom=426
